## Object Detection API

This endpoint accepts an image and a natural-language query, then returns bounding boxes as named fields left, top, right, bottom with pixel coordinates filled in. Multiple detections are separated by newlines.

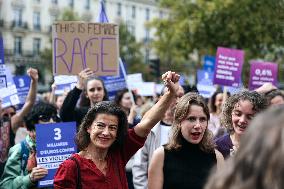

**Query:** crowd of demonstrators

left=0, top=102, right=60, bottom=188
left=48, top=83, right=67, bottom=114
left=53, top=71, right=181, bottom=189
left=148, top=92, right=224, bottom=189
left=215, top=90, right=268, bottom=158
left=60, top=68, right=108, bottom=127
left=0, top=68, right=38, bottom=176
left=205, top=105, right=284, bottom=189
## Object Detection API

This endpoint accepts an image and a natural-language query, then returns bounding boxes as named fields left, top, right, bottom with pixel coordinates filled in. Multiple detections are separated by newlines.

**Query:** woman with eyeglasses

left=0, top=102, right=60, bottom=189
left=53, top=71, right=181, bottom=189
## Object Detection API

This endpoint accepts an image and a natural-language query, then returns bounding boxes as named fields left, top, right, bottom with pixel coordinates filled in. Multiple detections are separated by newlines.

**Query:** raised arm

left=49, top=83, right=56, bottom=105
left=11, top=68, right=38, bottom=133
left=134, top=71, right=180, bottom=137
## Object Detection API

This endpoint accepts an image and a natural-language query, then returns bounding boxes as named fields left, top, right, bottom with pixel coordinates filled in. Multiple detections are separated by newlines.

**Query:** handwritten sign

left=213, top=47, right=244, bottom=87
left=249, top=61, right=278, bottom=90
left=52, top=22, right=119, bottom=76
left=36, top=122, right=77, bottom=188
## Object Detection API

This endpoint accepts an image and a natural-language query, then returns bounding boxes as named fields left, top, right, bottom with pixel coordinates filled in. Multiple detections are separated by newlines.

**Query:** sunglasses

left=38, top=114, right=61, bottom=122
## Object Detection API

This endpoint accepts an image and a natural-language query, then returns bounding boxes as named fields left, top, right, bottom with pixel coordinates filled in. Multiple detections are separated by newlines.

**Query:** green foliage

left=119, top=23, right=150, bottom=80
left=150, top=0, right=284, bottom=84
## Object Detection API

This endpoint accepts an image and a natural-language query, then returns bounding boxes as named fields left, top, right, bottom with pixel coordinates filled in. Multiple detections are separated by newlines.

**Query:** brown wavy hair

left=205, top=105, right=284, bottom=189
left=165, top=92, right=215, bottom=153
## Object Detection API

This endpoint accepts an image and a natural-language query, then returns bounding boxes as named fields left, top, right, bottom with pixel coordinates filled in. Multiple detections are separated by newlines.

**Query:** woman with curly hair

left=205, top=106, right=284, bottom=189
left=215, top=90, right=268, bottom=158
left=148, top=93, right=224, bottom=189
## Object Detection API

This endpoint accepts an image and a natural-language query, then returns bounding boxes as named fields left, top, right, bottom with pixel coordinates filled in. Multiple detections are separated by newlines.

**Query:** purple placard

left=249, top=61, right=278, bottom=90
left=213, top=47, right=244, bottom=87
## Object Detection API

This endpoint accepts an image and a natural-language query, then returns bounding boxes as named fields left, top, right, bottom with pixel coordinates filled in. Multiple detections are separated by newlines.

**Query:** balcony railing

left=11, top=21, right=28, bottom=30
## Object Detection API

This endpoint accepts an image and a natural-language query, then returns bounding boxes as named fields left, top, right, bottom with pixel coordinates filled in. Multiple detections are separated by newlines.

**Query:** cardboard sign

left=36, top=122, right=77, bottom=188
left=213, top=47, right=244, bottom=87
left=52, top=22, right=119, bottom=76
left=249, top=61, right=278, bottom=90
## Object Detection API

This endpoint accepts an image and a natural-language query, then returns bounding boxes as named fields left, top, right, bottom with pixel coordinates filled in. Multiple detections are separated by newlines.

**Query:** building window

left=14, top=37, right=22, bottom=55
left=33, top=38, right=41, bottom=56
left=159, top=10, right=164, bottom=19
left=117, top=3, right=121, bottom=16
left=69, top=0, right=74, bottom=8
left=33, top=12, right=41, bottom=31
left=132, top=5, right=136, bottom=19
left=146, top=8, right=150, bottom=21
left=13, top=9, right=22, bottom=27
left=127, top=25, right=135, bottom=36
left=85, top=0, right=90, bottom=10
left=51, top=0, right=58, bottom=4
left=145, top=29, right=150, bottom=42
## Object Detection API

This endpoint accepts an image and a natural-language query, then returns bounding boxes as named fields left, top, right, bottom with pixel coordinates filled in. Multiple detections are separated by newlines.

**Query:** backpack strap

left=69, top=156, right=82, bottom=189
left=20, top=140, right=29, bottom=175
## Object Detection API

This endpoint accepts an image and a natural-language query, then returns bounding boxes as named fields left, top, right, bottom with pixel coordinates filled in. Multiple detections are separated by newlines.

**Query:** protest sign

left=54, top=75, right=78, bottom=95
left=213, top=47, right=244, bottom=87
left=52, top=22, right=119, bottom=76
left=13, top=75, right=31, bottom=105
left=197, top=69, right=216, bottom=98
left=0, top=36, right=4, bottom=65
left=249, top=61, right=278, bottom=90
left=100, top=60, right=127, bottom=100
left=36, top=122, right=77, bottom=188
left=203, top=55, right=215, bottom=72
left=127, top=73, right=143, bottom=90
left=135, top=82, right=156, bottom=96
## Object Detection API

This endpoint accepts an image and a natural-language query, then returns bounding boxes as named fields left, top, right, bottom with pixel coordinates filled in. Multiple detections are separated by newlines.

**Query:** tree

left=118, top=22, right=150, bottom=80
left=150, top=0, right=284, bottom=85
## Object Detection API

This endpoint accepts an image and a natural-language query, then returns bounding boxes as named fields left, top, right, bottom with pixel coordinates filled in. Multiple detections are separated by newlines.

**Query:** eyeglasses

left=93, top=122, right=118, bottom=132
left=38, top=114, right=61, bottom=122
left=2, top=112, right=16, bottom=118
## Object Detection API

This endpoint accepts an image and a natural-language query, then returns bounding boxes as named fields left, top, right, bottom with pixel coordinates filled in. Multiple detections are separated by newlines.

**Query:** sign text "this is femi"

left=52, top=22, right=119, bottom=76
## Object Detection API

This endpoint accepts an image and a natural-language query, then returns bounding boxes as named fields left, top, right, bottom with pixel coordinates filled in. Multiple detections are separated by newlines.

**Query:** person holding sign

left=0, top=102, right=61, bottom=188
left=60, top=68, right=108, bottom=126
left=215, top=91, right=267, bottom=158
left=0, top=68, right=38, bottom=176
left=53, top=71, right=181, bottom=189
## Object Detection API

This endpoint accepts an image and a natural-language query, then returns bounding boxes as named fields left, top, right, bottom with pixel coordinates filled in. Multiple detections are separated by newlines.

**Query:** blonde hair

left=165, top=93, right=215, bottom=152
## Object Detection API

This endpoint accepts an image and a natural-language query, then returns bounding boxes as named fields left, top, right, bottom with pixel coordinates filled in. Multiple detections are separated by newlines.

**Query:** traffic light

left=149, top=59, right=160, bottom=78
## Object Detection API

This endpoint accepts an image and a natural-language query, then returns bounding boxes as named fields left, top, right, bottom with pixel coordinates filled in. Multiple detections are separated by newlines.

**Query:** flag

left=96, top=0, right=109, bottom=23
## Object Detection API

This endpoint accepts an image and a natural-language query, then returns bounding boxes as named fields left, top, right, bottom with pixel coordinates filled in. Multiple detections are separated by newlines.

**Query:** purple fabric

left=215, top=134, right=233, bottom=158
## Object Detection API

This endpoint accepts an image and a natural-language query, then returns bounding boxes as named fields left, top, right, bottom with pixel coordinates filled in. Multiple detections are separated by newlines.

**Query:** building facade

left=0, top=0, right=165, bottom=88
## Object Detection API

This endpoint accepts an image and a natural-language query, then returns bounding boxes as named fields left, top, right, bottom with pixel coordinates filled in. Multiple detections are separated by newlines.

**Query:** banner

left=197, top=69, right=216, bottom=98
left=100, top=60, right=127, bottom=100
left=13, top=75, right=31, bottom=105
left=203, top=55, right=215, bottom=72
left=0, top=36, right=4, bottom=65
left=213, top=47, right=244, bottom=87
left=249, top=61, right=278, bottom=90
left=54, top=75, right=78, bottom=95
left=52, top=22, right=119, bottom=76
left=36, top=122, right=77, bottom=188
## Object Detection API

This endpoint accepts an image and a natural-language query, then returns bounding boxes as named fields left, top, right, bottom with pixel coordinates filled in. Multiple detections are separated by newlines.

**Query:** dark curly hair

left=76, top=101, right=128, bottom=151
left=265, top=89, right=284, bottom=105
left=24, top=101, right=58, bottom=131
left=221, top=90, right=268, bottom=133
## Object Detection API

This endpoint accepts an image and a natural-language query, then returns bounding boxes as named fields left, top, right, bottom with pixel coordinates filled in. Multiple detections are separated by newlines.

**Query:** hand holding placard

left=76, top=68, right=94, bottom=90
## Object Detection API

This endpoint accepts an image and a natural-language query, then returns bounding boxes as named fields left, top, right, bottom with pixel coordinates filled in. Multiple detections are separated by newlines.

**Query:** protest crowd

left=1, top=2, right=284, bottom=189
